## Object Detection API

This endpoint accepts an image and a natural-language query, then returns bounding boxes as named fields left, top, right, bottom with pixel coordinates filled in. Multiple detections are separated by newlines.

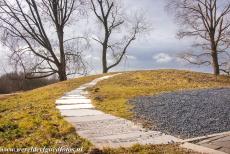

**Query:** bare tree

left=90, top=0, right=148, bottom=73
left=167, top=0, right=230, bottom=75
left=0, top=0, right=88, bottom=81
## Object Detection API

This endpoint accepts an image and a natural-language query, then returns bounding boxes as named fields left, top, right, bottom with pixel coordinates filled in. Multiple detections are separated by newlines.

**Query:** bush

left=0, top=72, right=57, bottom=94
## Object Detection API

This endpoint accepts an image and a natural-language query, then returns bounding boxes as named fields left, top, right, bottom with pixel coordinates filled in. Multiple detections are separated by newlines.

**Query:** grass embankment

left=1, top=70, right=227, bottom=153
left=0, top=75, right=103, bottom=152
left=89, top=70, right=230, bottom=119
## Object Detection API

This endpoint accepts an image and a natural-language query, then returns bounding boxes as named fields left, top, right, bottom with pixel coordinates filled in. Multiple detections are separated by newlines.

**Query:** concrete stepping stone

left=80, top=91, right=89, bottom=95
left=65, top=91, right=89, bottom=95
left=92, top=131, right=163, bottom=141
left=78, top=127, right=149, bottom=138
left=65, top=90, right=82, bottom=94
left=76, top=87, right=87, bottom=90
left=76, top=125, right=144, bottom=134
left=60, top=109, right=104, bottom=117
left=90, top=133, right=178, bottom=149
left=72, top=119, right=139, bottom=131
left=65, top=114, right=117, bottom=123
left=75, top=124, right=141, bottom=133
left=56, top=99, right=91, bottom=105
left=140, top=135, right=183, bottom=144
left=61, top=96, right=87, bottom=99
left=56, top=104, right=94, bottom=110
left=197, top=133, right=230, bottom=154
left=64, top=94, right=83, bottom=97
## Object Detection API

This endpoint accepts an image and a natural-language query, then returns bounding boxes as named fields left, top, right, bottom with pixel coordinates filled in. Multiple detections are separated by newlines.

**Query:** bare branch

left=167, top=0, right=230, bottom=75
left=0, top=0, right=87, bottom=81
left=90, top=0, right=149, bottom=73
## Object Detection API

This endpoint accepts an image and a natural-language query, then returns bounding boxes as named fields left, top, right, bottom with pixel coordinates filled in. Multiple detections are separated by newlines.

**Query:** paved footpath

left=56, top=74, right=227, bottom=153
left=198, top=134, right=230, bottom=153
left=185, top=132, right=230, bottom=154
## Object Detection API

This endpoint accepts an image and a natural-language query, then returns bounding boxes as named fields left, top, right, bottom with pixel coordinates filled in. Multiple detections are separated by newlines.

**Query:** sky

left=0, top=0, right=212, bottom=75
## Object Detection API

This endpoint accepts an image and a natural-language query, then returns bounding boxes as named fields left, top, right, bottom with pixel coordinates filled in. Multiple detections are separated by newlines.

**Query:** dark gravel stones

left=129, top=88, right=230, bottom=139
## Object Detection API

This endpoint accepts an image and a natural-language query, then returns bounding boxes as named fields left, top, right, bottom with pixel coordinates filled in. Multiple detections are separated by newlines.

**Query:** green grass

left=0, top=74, right=103, bottom=152
left=89, top=70, right=230, bottom=119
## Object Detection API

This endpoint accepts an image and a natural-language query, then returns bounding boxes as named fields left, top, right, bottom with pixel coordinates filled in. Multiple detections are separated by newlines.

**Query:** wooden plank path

left=56, top=74, right=227, bottom=153
left=185, top=132, right=230, bottom=154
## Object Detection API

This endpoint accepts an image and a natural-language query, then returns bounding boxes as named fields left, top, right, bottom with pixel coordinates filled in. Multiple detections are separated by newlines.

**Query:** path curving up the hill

left=56, top=74, right=180, bottom=148
left=55, top=74, right=226, bottom=154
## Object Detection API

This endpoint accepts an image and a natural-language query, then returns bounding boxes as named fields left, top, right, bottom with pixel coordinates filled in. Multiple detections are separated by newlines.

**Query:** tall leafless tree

left=167, top=0, right=230, bottom=75
left=90, top=0, right=148, bottom=73
left=0, top=0, right=88, bottom=81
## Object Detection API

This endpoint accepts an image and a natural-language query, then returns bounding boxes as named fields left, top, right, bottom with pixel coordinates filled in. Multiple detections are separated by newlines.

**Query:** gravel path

left=129, top=88, right=230, bottom=139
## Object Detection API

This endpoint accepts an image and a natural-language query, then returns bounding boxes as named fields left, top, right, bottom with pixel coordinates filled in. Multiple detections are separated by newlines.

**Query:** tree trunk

left=57, top=26, right=67, bottom=81
left=211, top=44, right=220, bottom=75
left=58, top=62, right=67, bottom=81
left=58, top=68, right=67, bottom=81
left=211, top=51, right=220, bottom=75
left=102, top=49, right=108, bottom=73
left=209, top=32, right=220, bottom=75
left=102, top=33, right=109, bottom=74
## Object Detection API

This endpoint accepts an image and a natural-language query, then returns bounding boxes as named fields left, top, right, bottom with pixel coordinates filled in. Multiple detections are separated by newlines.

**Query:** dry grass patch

left=0, top=75, right=103, bottom=152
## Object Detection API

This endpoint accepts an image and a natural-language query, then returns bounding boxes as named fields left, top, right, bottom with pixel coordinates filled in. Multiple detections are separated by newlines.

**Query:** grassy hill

left=0, top=74, right=103, bottom=152
left=1, top=69, right=229, bottom=153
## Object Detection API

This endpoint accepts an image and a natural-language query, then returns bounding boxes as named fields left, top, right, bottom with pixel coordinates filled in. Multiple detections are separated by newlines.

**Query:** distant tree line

left=0, top=72, right=57, bottom=94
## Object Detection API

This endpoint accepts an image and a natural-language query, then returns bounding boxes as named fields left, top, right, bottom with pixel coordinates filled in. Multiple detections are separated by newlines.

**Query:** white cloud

left=153, top=53, right=173, bottom=63
left=127, top=55, right=137, bottom=60
left=107, top=59, right=114, bottom=64
left=92, top=57, right=100, bottom=61
left=85, top=55, right=92, bottom=59
left=175, top=57, right=186, bottom=64
left=85, top=54, right=100, bottom=61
